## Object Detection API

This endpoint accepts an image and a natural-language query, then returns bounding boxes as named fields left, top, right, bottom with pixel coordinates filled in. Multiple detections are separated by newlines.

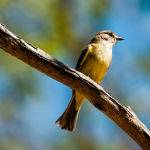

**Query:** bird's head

left=90, top=30, right=124, bottom=46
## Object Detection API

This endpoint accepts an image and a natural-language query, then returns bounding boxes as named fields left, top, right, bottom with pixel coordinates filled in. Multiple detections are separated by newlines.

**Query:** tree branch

left=0, top=23, right=150, bottom=149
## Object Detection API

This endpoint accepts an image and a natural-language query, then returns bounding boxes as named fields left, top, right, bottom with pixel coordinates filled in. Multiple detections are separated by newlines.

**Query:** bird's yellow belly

left=75, top=53, right=111, bottom=109
left=75, top=46, right=112, bottom=109
left=81, top=52, right=111, bottom=83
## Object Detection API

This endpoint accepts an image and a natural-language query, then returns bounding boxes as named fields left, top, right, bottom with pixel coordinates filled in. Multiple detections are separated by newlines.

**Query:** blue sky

left=0, top=0, right=150, bottom=149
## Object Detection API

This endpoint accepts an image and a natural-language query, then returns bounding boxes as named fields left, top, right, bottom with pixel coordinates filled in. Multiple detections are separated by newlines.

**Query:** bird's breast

left=81, top=46, right=112, bottom=83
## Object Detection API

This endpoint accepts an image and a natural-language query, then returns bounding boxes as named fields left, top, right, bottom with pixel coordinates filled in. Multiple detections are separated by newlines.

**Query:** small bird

left=56, top=30, right=124, bottom=131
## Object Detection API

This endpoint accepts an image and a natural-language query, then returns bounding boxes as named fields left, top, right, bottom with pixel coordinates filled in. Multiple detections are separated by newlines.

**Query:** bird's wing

left=75, top=44, right=92, bottom=71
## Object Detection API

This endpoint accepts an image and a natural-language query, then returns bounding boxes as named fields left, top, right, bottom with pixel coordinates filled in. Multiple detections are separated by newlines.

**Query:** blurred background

left=0, top=0, right=150, bottom=149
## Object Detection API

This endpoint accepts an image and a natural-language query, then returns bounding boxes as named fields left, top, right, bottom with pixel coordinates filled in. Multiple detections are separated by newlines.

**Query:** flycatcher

left=56, top=30, right=124, bottom=131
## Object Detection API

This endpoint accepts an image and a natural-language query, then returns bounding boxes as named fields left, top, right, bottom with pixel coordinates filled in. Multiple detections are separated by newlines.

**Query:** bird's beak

left=115, top=35, right=124, bottom=41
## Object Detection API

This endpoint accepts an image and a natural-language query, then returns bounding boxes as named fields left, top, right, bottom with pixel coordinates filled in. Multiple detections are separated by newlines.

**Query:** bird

left=55, top=30, right=124, bottom=131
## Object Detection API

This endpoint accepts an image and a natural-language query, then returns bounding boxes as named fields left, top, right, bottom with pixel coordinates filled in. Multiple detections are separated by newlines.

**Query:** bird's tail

left=55, top=95, right=80, bottom=131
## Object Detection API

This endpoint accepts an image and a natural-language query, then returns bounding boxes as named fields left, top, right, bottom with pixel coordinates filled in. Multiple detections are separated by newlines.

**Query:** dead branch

left=0, top=23, right=150, bottom=149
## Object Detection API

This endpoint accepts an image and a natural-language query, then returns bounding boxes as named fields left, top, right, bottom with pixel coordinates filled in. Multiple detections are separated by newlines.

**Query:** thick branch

left=0, top=23, right=150, bottom=149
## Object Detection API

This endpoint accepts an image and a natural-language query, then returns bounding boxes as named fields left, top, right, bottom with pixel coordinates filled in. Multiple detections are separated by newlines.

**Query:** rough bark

left=0, top=23, right=150, bottom=149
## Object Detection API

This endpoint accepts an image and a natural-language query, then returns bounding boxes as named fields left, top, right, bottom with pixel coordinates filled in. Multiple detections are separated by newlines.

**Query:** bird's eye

left=109, top=32, right=113, bottom=36
left=101, top=36, right=109, bottom=41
